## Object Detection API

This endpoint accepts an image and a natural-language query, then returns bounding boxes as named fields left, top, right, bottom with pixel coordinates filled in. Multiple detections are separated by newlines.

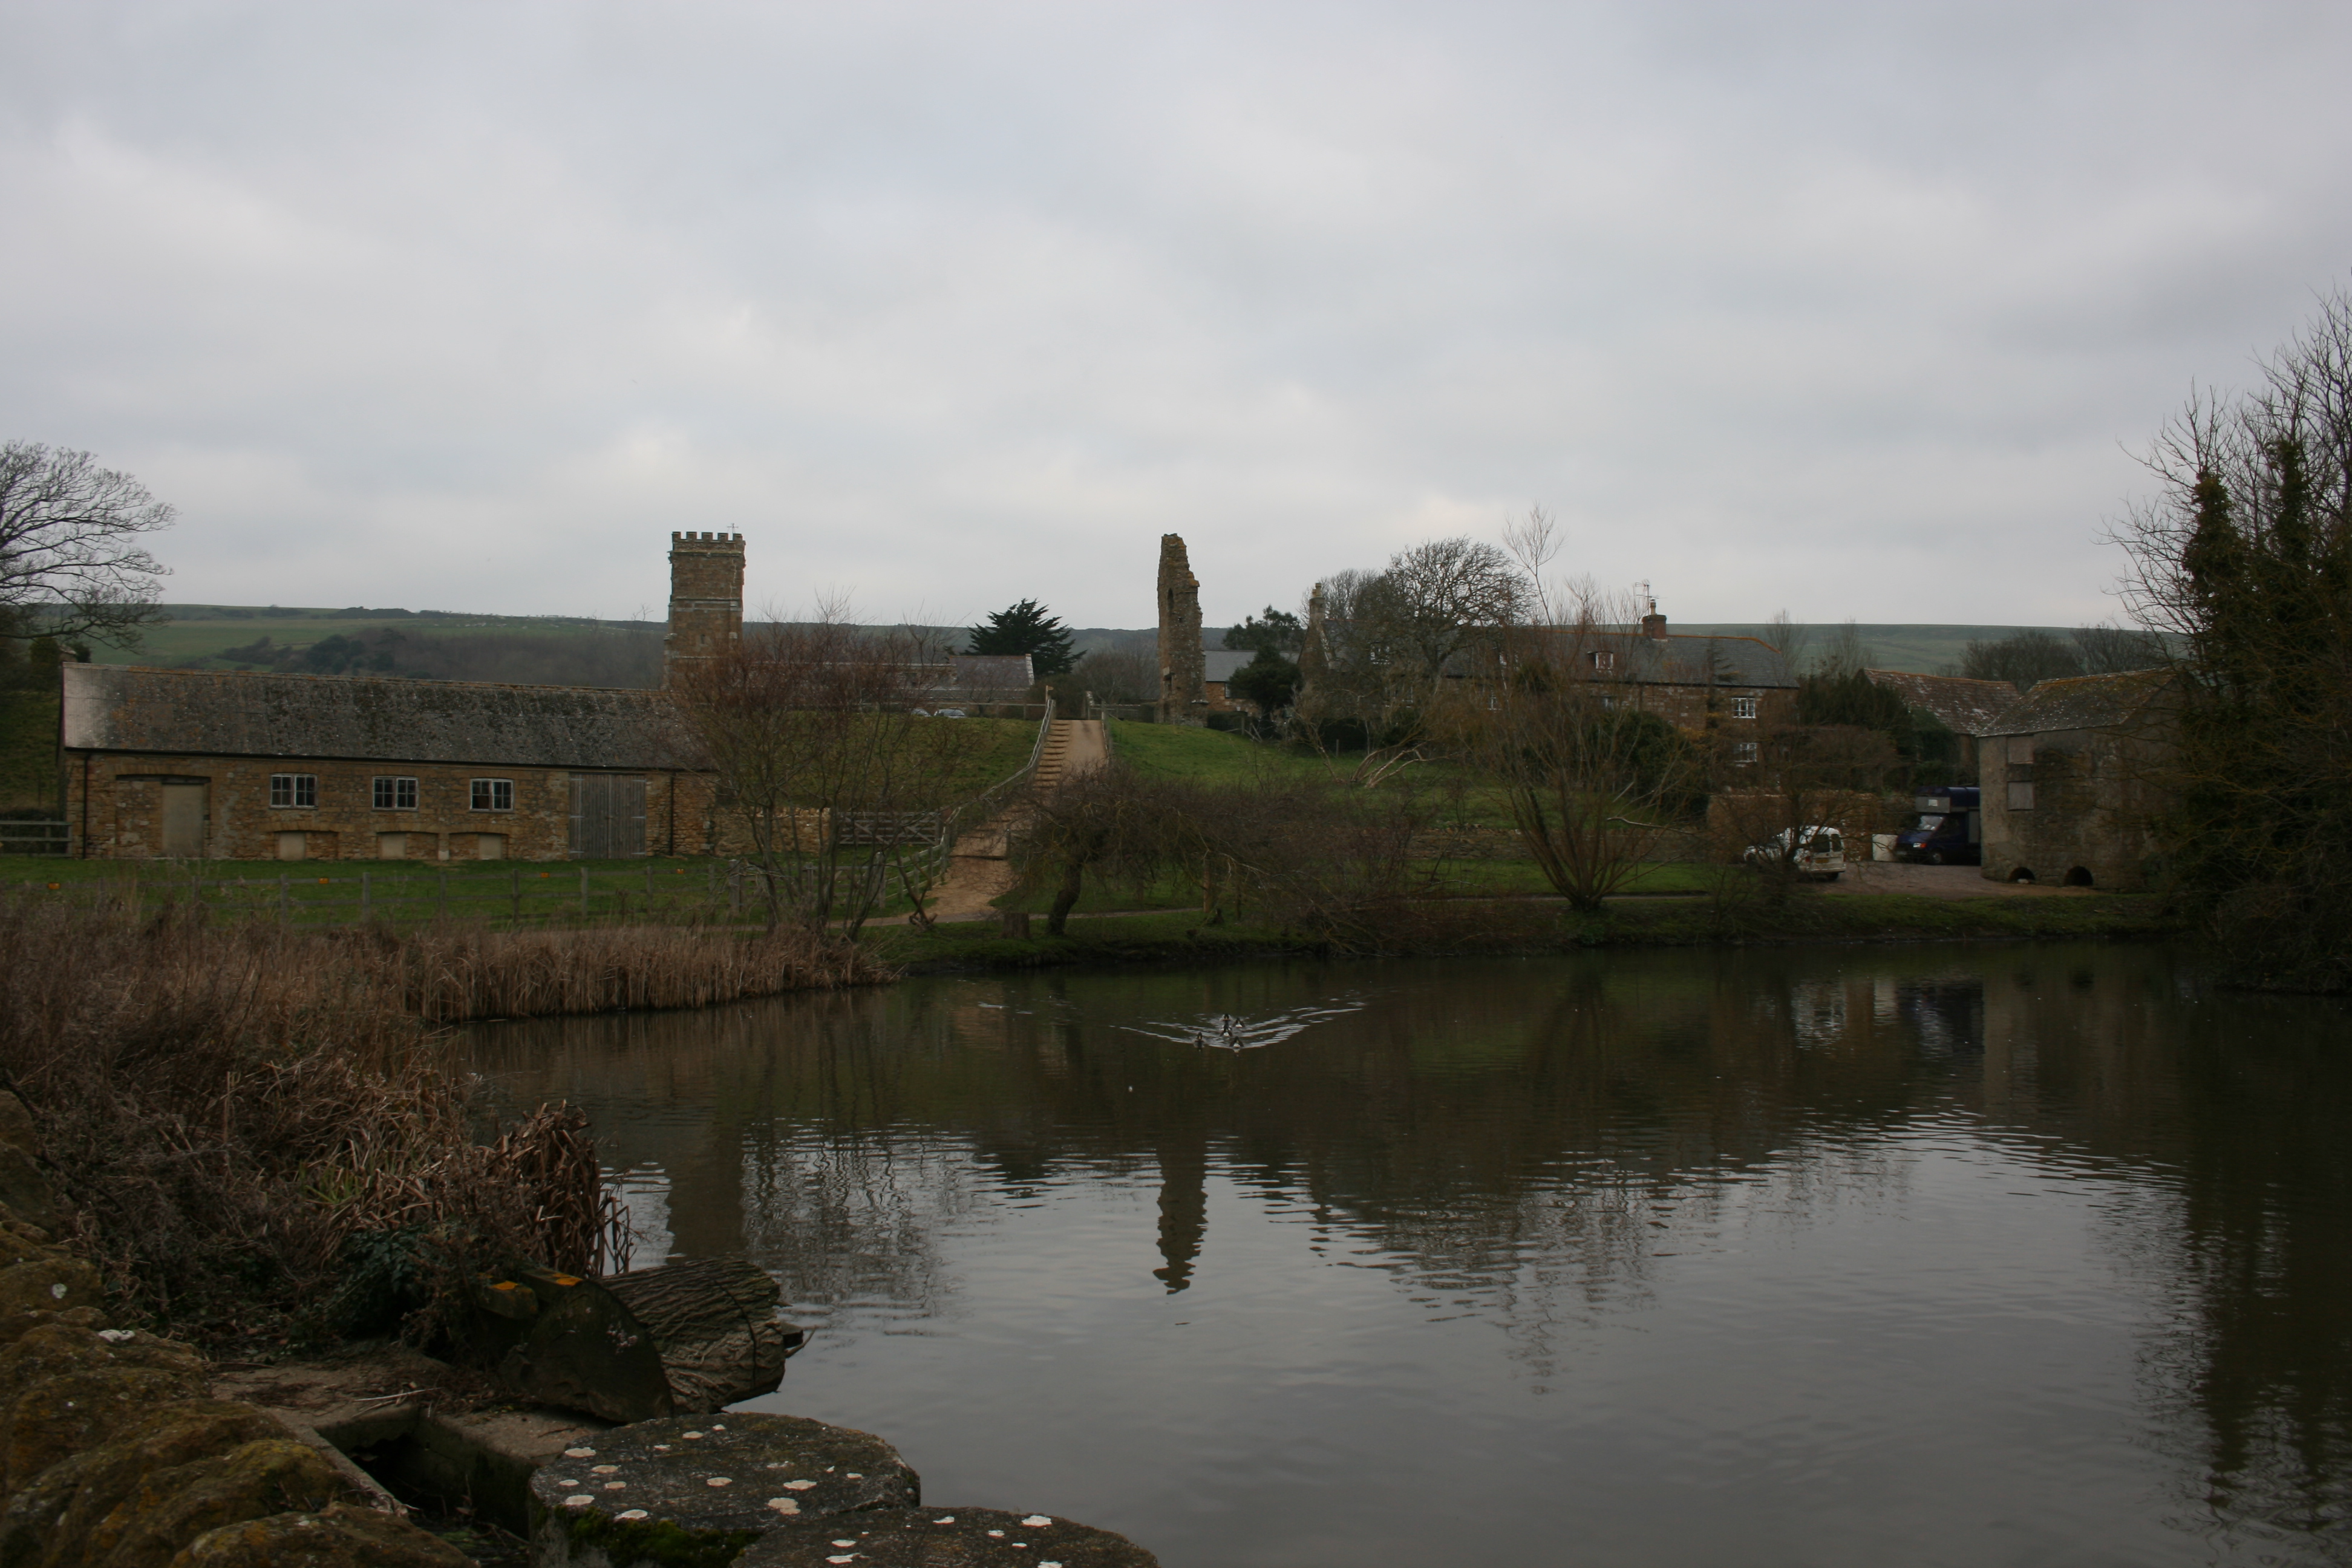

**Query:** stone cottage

left=1546, top=609, right=1800, bottom=758
left=1977, top=670, right=2174, bottom=889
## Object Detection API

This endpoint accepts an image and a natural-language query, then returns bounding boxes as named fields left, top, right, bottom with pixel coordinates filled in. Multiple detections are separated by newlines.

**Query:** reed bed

left=387, top=921, right=891, bottom=1023
left=0, top=889, right=887, bottom=1339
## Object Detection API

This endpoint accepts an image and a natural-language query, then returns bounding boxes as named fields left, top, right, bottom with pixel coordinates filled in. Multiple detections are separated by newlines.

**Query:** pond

left=469, top=945, right=2352, bottom=1568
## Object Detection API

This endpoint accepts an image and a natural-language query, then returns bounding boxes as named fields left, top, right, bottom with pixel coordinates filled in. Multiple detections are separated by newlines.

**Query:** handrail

left=898, top=693, right=1057, bottom=895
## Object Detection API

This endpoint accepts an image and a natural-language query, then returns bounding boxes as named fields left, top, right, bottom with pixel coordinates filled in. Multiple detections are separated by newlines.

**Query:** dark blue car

left=1896, top=787, right=1981, bottom=865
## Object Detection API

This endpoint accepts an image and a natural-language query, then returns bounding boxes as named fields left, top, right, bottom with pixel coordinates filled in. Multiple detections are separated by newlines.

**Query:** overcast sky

left=4, top=2, right=2350, bottom=630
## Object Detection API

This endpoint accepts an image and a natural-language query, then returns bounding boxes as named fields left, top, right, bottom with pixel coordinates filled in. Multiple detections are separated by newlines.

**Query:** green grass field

left=89, top=605, right=656, bottom=669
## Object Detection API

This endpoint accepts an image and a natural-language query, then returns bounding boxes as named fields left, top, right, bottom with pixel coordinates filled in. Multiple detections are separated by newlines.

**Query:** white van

left=1742, top=825, right=1846, bottom=881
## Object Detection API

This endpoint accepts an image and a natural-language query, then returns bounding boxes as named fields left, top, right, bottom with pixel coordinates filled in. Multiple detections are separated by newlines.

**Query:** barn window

left=269, top=774, right=317, bottom=809
left=1731, top=696, right=1759, bottom=719
left=373, top=776, right=419, bottom=811
left=471, top=778, right=515, bottom=812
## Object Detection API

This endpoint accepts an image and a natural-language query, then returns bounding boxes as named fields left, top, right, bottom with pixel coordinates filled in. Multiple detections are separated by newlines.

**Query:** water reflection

left=469, top=947, right=2352, bottom=1567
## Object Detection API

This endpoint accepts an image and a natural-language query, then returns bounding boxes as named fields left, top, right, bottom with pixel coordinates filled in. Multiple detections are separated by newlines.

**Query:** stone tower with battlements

left=1155, top=534, right=1207, bottom=724
left=664, top=531, right=745, bottom=687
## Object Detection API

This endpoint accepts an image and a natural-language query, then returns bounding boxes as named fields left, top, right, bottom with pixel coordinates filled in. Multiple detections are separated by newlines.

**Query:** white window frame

left=1732, top=740, right=1759, bottom=766
left=470, top=777, right=515, bottom=812
left=1731, top=696, right=1759, bottom=720
left=1589, top=650, right=1616, bottom=672
left=373, top=776, right=420, bottom=811
left=269, top=773, right=318, bottom=809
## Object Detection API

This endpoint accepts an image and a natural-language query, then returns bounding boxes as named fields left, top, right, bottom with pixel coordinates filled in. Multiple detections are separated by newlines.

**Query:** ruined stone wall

left=1155, top=534, right=1207, bottom=725
left=63, top=753, right=708, bottom=862
left=664, top=531, right=746, bottom=688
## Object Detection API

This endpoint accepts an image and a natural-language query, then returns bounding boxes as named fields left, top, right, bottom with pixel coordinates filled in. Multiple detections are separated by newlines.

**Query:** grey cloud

left=2, top=1, right=2349, bottom=629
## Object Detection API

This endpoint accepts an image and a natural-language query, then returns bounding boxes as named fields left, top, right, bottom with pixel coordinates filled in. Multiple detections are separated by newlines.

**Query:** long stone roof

left=1866, top=670, right=2021, bottom=735
left=1982, top=669, right=2171, bottom=736
left=62, top=664, right=695, bottom=770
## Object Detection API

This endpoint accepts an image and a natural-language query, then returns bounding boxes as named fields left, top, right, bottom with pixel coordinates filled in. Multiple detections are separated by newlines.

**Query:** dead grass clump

left=0, top=891, right=883, bottom=1339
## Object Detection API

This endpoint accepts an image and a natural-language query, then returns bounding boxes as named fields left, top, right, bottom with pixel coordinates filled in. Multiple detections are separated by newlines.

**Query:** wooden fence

left=0, top=821, right=67, bottom=855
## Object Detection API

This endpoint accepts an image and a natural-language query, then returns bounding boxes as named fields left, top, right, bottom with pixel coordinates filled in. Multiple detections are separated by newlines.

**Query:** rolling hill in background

left=106, top=606, right=2063, bottom=685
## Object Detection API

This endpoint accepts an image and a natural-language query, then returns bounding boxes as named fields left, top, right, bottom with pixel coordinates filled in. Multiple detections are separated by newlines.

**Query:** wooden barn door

left=569, top=774, right=648, bottom=859
left=158, top=782, right=207, bottom=858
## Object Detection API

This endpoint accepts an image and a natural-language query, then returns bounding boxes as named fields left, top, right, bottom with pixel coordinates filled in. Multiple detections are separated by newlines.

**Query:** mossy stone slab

left=739, top=1508, right=1158, bottom=1568
left=530, top=1414, right=919, bottom=1568
left=0, top=1397, right=282, bottom=1566
left=174, top=1501, right=474, bottom=1567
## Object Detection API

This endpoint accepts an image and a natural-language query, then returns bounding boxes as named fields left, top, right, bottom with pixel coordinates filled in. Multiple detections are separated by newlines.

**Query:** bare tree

left=1709, top=724, right=1898, bottom=906
left=2070, top=621, right=2167, bottom=674
left=1077, top=645, right=1156, bottom=705
left=1762, top=611, right=1812, bottom=674
left=1300, top=537, right=1527, bottom=744
left=0, top=443, right=174, bottom=650
left=1812, top=621, right=1870, bottom=679
left=1373, top=535, right=1527, bottom=684
left=1462, top=574, right=1703, bottom=910
left=670, top=609, right=981, bottom=934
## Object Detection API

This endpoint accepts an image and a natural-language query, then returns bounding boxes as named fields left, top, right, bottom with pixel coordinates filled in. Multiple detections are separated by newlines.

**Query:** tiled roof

left=63, top=664, right=693, bottom=769
left=1544, top=631, right=1797, bottom=688
left=1866, top=670, right=2020, bottom=734
left=1983, top=670, right=2171, bottom=736
left=1202, top=650, right=1254, bottom=683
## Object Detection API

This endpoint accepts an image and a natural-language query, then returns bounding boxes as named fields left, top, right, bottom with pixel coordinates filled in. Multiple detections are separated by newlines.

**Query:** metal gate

left=569, top=774, right=648, bottom=858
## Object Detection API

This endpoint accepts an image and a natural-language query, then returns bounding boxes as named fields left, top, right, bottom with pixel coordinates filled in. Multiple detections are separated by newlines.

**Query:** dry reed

left=0, top=889, right=887, bottom=1338
left=385, top=921, right=890, bottom=1022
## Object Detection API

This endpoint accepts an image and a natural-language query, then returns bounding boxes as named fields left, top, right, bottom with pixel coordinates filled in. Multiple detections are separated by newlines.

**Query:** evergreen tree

left=968, top=599, right=1079, bottom=678
left=1227, top=649, right=1303, bottom=714
left=2115, top=281, right=2352, bottom=989
left=1222, top=606, right=1304, bottom=658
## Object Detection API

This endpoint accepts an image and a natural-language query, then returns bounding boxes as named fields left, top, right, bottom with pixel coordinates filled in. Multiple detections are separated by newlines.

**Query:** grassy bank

left=878, top=890, right=2183, bottom=972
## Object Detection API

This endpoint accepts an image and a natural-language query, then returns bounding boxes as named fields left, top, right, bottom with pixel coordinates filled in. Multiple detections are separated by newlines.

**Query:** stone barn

left=60, top=665, right=707, bottom=861
left=57, top=531, right=745, bottom=861
left=1978, top=670, right=2174, bottom=889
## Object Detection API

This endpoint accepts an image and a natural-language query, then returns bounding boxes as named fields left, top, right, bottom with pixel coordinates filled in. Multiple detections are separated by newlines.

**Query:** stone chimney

left=664, top=531, right=745, bottom=687
left=1640, top=590, right=1667, bottom=642
left=1155, top=534, right=1207, bottom=724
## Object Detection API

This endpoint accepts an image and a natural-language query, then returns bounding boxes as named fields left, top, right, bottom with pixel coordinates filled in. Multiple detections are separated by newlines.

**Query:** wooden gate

left=569, top=775, right=648, bottom=859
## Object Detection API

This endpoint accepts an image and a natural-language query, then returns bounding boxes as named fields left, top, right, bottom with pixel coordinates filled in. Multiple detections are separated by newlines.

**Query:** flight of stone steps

left=947, top=718, right=1103, bottom=862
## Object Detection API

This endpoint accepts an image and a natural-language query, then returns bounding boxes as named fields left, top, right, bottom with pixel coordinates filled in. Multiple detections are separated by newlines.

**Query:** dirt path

left=888, top=719, right=1109, bottom=926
